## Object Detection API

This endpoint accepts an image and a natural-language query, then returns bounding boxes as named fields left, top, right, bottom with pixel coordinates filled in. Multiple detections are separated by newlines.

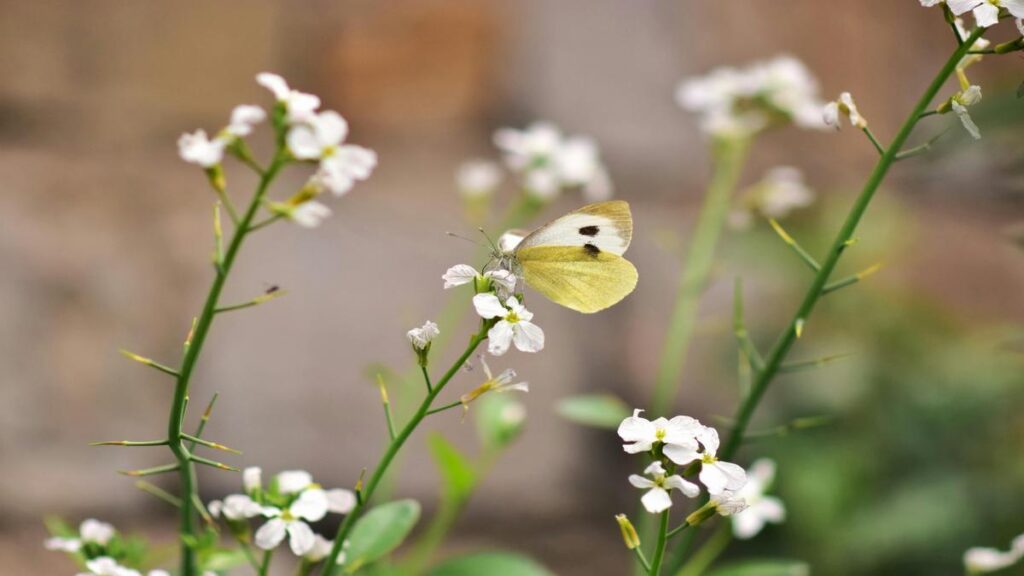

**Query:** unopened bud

left=205, top=165, right=226, bottom=193
left=615, top=514, right=640, bottom=550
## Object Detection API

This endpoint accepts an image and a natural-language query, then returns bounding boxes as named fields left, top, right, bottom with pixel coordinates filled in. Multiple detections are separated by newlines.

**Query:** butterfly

left=495, top=200, right=638, bottom=314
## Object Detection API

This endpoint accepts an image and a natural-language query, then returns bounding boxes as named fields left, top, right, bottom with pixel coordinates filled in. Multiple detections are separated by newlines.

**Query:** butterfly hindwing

left=517, top=245, right=638, bottom=314
left=515, top=200, right=633, bottom=256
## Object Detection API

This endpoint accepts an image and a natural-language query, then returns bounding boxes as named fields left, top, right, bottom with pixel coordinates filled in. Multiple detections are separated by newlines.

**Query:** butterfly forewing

left=515, top=201, right=633, bottom=256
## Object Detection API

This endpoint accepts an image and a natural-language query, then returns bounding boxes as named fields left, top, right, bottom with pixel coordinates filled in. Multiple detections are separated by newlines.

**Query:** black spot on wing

left=579, top=225, right=599, bottom=237
left=584, top=243, right=600, bottom=256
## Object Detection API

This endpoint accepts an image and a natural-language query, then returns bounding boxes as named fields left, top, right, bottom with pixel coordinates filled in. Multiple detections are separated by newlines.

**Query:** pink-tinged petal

left=487, top=321, right=514, bottom=356
left=473, top=293, right=507, bottom=319
left=512, top=321, right=544, bottom=353
left=641, top=487, right=673, bottom=514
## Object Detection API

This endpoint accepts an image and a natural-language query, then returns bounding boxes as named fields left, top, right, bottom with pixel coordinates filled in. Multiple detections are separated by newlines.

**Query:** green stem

left=167, top=155, right=285, bottom=576
left=258, top=550, right=272, bottom=576
left=652, top=136, right=750, bottom=416
left=717, top=27, right=984, bottom=462
left=675, top=522, right=731, bottom=576
left=649, top=510, right=671, bottom=576
left=321, top=327, right=489, bottom=575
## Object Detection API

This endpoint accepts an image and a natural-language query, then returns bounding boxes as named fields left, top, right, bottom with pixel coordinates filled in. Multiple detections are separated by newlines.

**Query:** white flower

left=460, top=355, right=529, bottom=407
left=617, top=409, right=703, bottom=456
left=326, top=488, right=357, bottom=514
left=663, top=425, right=747, bottom=495
left=823, top=92, right=867, bottom=130
left=493, top=122, right=612, bottom=200
left=256, top=72, right=321, bottom=123
left=244, top=466, right=262, bottom=493
left=277, top=470, right=314, bottom=494
left=473, top=294, right=545, bottom=355
left=407, top=321, right=440, bottom=350
left=178, top=130, right=227, bottom=168
left=629, top=461, right=700, bottom=514
left=730, top=459, right=786, bottom=539
left=964, top=533, right=1024, bottom=573
left=943, top=0, right=1024, bottom=28
left=456, top=160, right=503, bottom=198
left=287, top=201, right=332, bottom=228
left=677, top=56, right=827, bottom=137
left=710, top=489, right=749, bottom=517
left=208, top=494, right=264, bottom=521
left=78, top=557, right=140, bottom=576
left=953, top=85, right=983, bottom=140
left=305, top=534, right=335, bottom=563
left=286, top=111, right=378, bottom=196
left=225, top=105, right=266, bottom=138
left=46, top=518, right=116, bottom=553
left=255, top=488, right=329, bottom=556
left=442, top=264, right=517, bottom=296
left=732, top=167, right=814, bottom=229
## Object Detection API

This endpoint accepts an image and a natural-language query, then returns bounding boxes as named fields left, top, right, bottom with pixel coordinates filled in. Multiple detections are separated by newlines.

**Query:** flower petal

left=641, top=487, right=673, bottom=514
left=473, top=293, right=507, bottom=319
left=486, top=321, right=514, bottom=356
left=255, top=518, right=287, bottom=550
left=290, top=488, right=329, bottom=522
left=512, top=321, right=545, bottom=353
left=326, top=488, right=357, bottom=514
left=287, top=521, right=316, bottom=556
left=443, top=265, right=479, bottom=289
left=664, top=475, right=701, bottom=498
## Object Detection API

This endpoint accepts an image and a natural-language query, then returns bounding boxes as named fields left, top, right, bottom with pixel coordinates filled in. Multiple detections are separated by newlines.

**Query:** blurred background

left=1, top=1, right=1022, bottom=574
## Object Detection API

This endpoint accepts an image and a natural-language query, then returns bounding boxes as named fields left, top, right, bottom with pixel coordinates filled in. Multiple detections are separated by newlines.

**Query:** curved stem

left=649, top=510, right=671, bottom=576
left=651, top=136, right=750, bottom=416
left=167, top=155, right=285, bottom=576
left=718, top=27, right=984, bottom=461
left=321, top=327, right=489, bottom=575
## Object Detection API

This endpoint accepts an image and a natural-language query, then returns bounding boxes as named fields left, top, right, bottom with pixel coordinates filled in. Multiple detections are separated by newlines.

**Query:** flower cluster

left=922, top=0, right=1024, bottom=28
left=493, top=122, right=612, bottom=202
left=442, top=263, right=544, bottom=356
left=208, top=467, right=355, bottom=563
left=45, top=519, right=174, bottom=576
left=730, top=166, right=815, bottom=229
left=177, top=73, right=377, bottom=229
left=676, top=55, right=828, bottom=137
left=964, top=532, right=1024, bottom=574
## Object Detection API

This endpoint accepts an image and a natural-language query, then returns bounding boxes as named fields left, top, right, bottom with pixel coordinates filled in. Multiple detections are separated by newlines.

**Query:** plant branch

left=649, top=510, right=671, bottom=575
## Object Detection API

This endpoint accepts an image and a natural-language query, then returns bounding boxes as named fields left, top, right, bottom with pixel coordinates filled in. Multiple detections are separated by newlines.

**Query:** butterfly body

left=499, top=201, right=638, bottom=314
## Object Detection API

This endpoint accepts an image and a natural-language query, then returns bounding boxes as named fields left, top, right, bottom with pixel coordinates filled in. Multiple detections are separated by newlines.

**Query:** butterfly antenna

left=477, top=227, right=500, bottom=255
left=446, top=231, right=487, bottom=247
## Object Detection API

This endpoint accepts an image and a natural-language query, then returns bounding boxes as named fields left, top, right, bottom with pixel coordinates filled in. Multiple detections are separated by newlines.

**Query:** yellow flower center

left=506, top=311, right=520, bottom=323
left=701, top=453, right=717, bottom=465
left=655, top=428, right=667, bottom=441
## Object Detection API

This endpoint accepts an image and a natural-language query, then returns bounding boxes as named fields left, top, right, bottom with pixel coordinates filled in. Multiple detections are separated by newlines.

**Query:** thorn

left=856, top=262, right=883, bottom=280
left=135, top=480, right=182, bottom=508
left=119, top=349, right=180, bottom=378
left=769, top=219, right=821, bottom=272
left=779, top=353, right=855, bottom=373
left=191, top=454, right=239, bottom=472
left=376, top=374, right=390, bottom=406
left=182, top=433, right=242, bottom=455
left=214, top=289, right=287, bottom=314
left=355, top=468, right=367, bottom=505
left=184, top=317, right=198, bottom=352
left=119, top=463, right=180, bottom=477
left=795, top=318, right=805, bottom=339
left=843, top=237, right=860, bottom=248
left=91, top=439, right=169, bottom=447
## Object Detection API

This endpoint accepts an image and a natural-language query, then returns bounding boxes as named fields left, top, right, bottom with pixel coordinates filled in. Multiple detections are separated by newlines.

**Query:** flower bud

left=615, top=514, right=641, bottom=550
left=205, top=165, right=226, bottom=194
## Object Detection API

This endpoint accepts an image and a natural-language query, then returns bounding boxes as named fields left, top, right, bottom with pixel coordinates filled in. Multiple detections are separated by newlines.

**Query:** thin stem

left=321, top=328, right=489, bottom=575
left=666, top=521, right=690, bottom=539
left=425, top=400, right=463, bottom=416
left=258, top=550, right=272, bottom=576
left=167, top=153, right=287, bottom=576
left=632, top=547, right=653, bottom=573
left=676, top=522, right=731, bottom=576
left=649, top=510, right=671, bottom=576
left=215, top=189, right=240, bottom=226
left=652, top=136, right=750, bottom=416
left=862, top=127, right=886, bottom=156
left=719, top=27, right=984, bottom=462
left=420, top=365, right=433, bottom=393
left=247, top=213, right=284, bottom=233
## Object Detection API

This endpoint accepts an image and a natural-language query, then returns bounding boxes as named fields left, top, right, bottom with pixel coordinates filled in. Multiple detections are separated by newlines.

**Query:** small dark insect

left=584, top=243, right=601, bottom=256
left=579, top=225, right=600, bottom=237
left=265, top=285, right=280, bottom=294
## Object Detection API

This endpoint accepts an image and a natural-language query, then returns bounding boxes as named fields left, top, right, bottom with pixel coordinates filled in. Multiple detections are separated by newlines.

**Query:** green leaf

left=707, top=559, right=810, bottom=576
left=556, top=394, right=631, bottom=429
left=474, top=394, right=525, bottom=451
left=428, top=433, right=477, bottom=501
left=344, top=499, right=421, bottom=573
left=200, top=548, right=250, bottom=571
left=428, top=552, right=555, bottom=576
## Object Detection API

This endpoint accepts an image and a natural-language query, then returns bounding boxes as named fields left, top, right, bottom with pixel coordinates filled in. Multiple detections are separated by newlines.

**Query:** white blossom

left=225, top=105, right=266, bottom=138
left=177, top=130, right=227, bottom=168
left=732, top=166, right=814, bottom=229
left=286, top=201, right=332, bottom=228
left=407, top=321, right=440, bottom=350
left=46, top=518, right=116, bottom=553
left=662, top=425, right=747, bottom=495
left=255, top=488, right=329, bottom=556
left=617, top=409, right=702, bottom=456
left=964, top=533, right=1024, bottom=573
left=244, top=466, right=262, bottom=493
left=442, top=264, right=517, bottom=296
left=629, top=461, right=700, bottom=514
left=473, top=294, right=545, bottom=355
left=940, top=0, right=1024, bottom=28
left=256, top=72, right=321, bottom=123
left=953, top=85, right=983, bottom=140
left=277, top=470, right=314, bottom=494
left=286, top=111, right=377, bottom=196
left=677, top=56, right=827, bottom=137
left=493, top=122, right=612, bottom=200
left=730, top=459, right=786, bottom=539
left=208, top=494, right=263, bottom=521
left=710, top=490, right=749, bottom=517
left=77, top=557, right=142, bottom=576
left=823, top=92, right=867, bottom=130
left=456, top=160, right=503, bottom=198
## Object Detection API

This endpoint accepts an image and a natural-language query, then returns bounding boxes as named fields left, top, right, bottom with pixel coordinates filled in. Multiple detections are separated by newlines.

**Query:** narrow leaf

left=427, top=434, right=477, bottom=501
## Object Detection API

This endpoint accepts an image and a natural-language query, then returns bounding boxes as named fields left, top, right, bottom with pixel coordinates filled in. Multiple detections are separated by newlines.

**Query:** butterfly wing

left=516, top=246, right=638, bottom=313
left=516, top=200, right=633, bottom=256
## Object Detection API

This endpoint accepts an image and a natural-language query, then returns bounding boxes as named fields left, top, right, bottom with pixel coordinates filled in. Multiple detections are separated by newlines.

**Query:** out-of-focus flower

left=710, top=490, right=749, bottom=517
left=178, top=130, right=227, bottom=168
left=407, top=321, right=440, bottom=350
left=456, top=160, right=503, bottom=198
left=629, top=461, right=700, bottom=514
left=277, top=470, right=314, bottom=494
left=225, top=105, right=266, bottom=138
left=952, top=85, right=983, bottom=139
left=46, top=519, right=116, bottom=553
left=305, top=534, right=334, bottom=563
left=964, top=533, right=1024, bottom=574
left=473, top=294, right=544, bottom=355
left=286, top=111, right=378, bottom=197
left=617, top=409, right=702, bottom=456
left=663, top=425, right=747, bottom=495
left=731, top=167, right=814, bottom=229
left=257, top=72, right=321, bottom=123
left=823, top=92, right=867, bottom=130
left=493, top=122, right=613, bottom=201
left=676, top=56, right=827, bottom=137
left=244, top=466, right=263, bottom=493
left=460, top=355, right=529, bottom=407
left=255, top=488, right=328, bottom=555
left=730, top=459, right=786, bottom=539
left=285, top=201, right=332, bottom=228
left=208, top=494, right=264, bottom=521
